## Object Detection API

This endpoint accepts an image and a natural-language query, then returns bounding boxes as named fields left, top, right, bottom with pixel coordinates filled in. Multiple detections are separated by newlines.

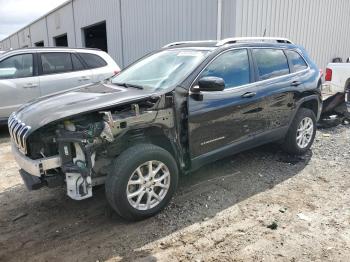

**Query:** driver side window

left=200, top=49, right=250, bottom=89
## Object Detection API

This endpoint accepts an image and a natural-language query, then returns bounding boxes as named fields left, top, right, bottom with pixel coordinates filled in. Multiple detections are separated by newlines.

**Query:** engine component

left=58, top=121, right=97, bottom=200
left=66, top=172, right=92, bottom=200
left=100, top=122, right=114, bottom=142
left=102, top=104, right=174, bottom=137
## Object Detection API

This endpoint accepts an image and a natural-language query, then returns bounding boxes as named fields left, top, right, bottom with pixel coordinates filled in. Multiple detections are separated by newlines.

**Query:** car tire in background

left=282, top=108, right=317, bottom=155
left=105, top=144, right=179, bottom=221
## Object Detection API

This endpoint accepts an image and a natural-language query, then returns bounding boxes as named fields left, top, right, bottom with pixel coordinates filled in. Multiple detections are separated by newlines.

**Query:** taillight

left=325, top=68, right=332, bottom=81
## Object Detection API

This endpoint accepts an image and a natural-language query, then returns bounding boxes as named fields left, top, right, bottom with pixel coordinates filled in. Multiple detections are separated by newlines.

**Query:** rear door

left=251, top=48, right=297, bottom=129
left=0, top=53, right=40, bottom=119
left=38, top=52, right=93, bottom=96
left=188, top=48, right=267, bottom=158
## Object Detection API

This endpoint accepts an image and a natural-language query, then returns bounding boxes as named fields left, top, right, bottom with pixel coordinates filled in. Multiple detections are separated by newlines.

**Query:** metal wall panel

left=221, top=0, right=236, bottom=38
left=232, top=0, right=350, bottom=70
left=46, top=2, right=75, bottom=46
left=72, top=0, right=123, bottom=67
left=17, top=27, right=31, bottom=47
left=0, top=39, right=10, bottom=50
left=29, top=18, right=49, bottom=46
left=120, top=0, right=218, bottom=66
left=9, top=35, right=19, bottom=49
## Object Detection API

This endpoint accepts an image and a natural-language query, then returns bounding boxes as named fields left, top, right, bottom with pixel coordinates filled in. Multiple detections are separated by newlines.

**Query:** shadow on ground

left=0, top=127, right=311, bottom=261
left=0, top=125, right=9, bottom=142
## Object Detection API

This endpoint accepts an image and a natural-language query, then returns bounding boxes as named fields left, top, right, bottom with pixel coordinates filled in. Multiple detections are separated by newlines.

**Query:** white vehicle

left=322, top=63, right=350, bottom=100
left=321, top=63, right=350, bottom=116
left=0, top=47, right=120, bottom=123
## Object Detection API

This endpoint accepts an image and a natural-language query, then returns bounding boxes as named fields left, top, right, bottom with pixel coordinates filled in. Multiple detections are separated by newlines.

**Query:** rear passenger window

left=253, top=49, right=290, bottom=80
left=200, top=49, right=250, bottom=89
left=41, top=53, right=73, bottom=74
left=71, top=54, right=85, bottom=71
left=79, top=53, right=107, bottom=69
left=285, top=50, right=308, bottom=72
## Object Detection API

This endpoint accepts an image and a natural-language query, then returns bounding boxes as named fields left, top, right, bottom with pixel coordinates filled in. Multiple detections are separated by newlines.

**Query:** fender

left=289, top=94, right=322, bottom=127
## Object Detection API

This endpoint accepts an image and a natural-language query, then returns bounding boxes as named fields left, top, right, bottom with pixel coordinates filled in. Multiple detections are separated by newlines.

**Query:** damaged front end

left=10, top=95, right=179, bottom=200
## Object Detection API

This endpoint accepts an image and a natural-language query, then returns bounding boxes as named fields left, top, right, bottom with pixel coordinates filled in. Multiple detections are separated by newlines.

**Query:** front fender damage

left=33, top=94, right=180, bottom=200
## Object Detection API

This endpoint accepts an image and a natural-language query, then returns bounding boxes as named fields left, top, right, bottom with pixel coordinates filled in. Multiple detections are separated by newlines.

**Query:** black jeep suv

left=9, top=37, right=322, bottom=220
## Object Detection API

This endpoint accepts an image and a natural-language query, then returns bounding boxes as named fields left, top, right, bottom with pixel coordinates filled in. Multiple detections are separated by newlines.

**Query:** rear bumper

left=12, top=144, right=62, bottom=177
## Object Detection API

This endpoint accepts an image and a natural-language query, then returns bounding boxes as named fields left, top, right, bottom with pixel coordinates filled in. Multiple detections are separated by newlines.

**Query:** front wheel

left=105, top=144, right=179, bottom=221
left=282, top=108, right=317, bottom=155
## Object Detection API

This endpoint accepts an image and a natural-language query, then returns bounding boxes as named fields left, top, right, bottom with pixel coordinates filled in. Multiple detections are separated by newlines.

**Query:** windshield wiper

left=114, top=82, right=144, bottom=90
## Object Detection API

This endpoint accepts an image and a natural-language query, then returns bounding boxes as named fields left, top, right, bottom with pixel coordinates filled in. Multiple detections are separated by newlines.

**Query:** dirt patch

left=1, top=125, right=350, bottom=261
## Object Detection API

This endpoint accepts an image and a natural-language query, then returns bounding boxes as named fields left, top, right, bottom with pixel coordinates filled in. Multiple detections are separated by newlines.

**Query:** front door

left=0, top=53, right=40, bottom=119
left=188, top=49, right=267, bottom=158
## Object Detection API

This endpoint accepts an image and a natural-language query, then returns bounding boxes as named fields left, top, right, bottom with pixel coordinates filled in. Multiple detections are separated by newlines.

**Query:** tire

left=282, top=108, right=317, bottom=155
left=105, top=144, right=179, bottom=221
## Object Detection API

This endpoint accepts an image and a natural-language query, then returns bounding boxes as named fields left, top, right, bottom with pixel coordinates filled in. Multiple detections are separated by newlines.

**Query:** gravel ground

left=0, top=124, right=350, bottom=261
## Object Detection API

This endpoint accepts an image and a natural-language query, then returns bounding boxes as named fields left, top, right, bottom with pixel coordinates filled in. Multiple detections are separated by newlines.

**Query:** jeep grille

left=8, top=113, right=31, bottom=154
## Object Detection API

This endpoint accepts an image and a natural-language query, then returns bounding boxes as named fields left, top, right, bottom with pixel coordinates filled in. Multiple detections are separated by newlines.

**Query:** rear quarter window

left=285, top=50, right=308, bottom=72
left=79, top=53, right=107, bottom=69
left=253, top=49, right=290, bottom=80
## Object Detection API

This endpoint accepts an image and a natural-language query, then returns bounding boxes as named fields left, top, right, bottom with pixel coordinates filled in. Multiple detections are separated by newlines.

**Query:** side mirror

left=195, top=76, right=225, bottom=92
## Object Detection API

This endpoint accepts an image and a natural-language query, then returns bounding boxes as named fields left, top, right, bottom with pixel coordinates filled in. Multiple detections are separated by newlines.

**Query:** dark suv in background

left=9, top=37, right=322, bottom=220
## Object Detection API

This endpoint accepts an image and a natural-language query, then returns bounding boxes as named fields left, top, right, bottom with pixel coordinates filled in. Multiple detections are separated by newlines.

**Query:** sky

left=0, top=0, right=68, bottom=40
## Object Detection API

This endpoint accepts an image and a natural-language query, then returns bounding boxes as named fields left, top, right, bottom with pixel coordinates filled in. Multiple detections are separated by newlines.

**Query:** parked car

left=0, top=47, right=120, bottom=124
left=321, top=62, right=350, bottom=116
left=9, top=37, right=322, bottom=220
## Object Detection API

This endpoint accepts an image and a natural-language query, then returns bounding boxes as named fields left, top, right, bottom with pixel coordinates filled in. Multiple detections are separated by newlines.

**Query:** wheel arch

left=300, top=99, right=319, bottom=118
left=290, top=95, right=321, bottom=126
left=106, top=125, right=178, bottom=161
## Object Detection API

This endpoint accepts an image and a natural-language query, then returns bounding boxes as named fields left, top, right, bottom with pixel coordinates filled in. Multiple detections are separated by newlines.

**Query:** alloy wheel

left=126, top=160, right=170, bottom=211
left=296, top=117, right=314, bottom=149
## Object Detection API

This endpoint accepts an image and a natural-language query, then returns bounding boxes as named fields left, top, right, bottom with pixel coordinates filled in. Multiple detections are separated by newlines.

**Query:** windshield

left=112, top=49, right=209, bottom=90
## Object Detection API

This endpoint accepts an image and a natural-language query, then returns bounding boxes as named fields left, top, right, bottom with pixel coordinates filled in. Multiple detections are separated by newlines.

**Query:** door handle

left=291, top=81, right=302, bottom=86
left=79, top=76, right=91, bottom=81
left=241, top=92, right=256, bottom=98
left=23, top=83, right=38, bottom=88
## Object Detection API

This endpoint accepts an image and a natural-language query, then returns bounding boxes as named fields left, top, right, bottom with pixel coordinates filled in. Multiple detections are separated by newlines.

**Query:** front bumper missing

left=12, top=144, right=62, bottom=177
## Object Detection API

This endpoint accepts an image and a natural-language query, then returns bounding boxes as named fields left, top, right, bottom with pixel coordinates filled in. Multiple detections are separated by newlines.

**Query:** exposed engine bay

left=24, top=95, right=176, bottom=200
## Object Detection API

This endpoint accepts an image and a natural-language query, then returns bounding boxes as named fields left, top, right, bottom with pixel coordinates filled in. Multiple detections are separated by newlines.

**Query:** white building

left=0, top=0, right=349, bottom=69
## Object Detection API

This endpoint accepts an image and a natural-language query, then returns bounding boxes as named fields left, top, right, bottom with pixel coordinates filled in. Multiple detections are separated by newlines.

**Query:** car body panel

left=38, top=69, right=94, bottom=96
left=0, top=76, right=40, bottom=118
left=188, top=83, right=267, bottom=157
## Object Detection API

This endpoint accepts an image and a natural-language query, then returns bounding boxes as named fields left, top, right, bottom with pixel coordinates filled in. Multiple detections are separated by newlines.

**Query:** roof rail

left=13, top=46, right=101, bottom=51
left=163, top=40, right=216, bottom=48
left=216, top=37, right=294, bottom=46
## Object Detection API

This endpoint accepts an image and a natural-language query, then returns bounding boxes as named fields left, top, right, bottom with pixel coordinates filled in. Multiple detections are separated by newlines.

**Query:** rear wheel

left=105, top=144, right=178, bottom=221
left=282, top=108, right=316, bottom=155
